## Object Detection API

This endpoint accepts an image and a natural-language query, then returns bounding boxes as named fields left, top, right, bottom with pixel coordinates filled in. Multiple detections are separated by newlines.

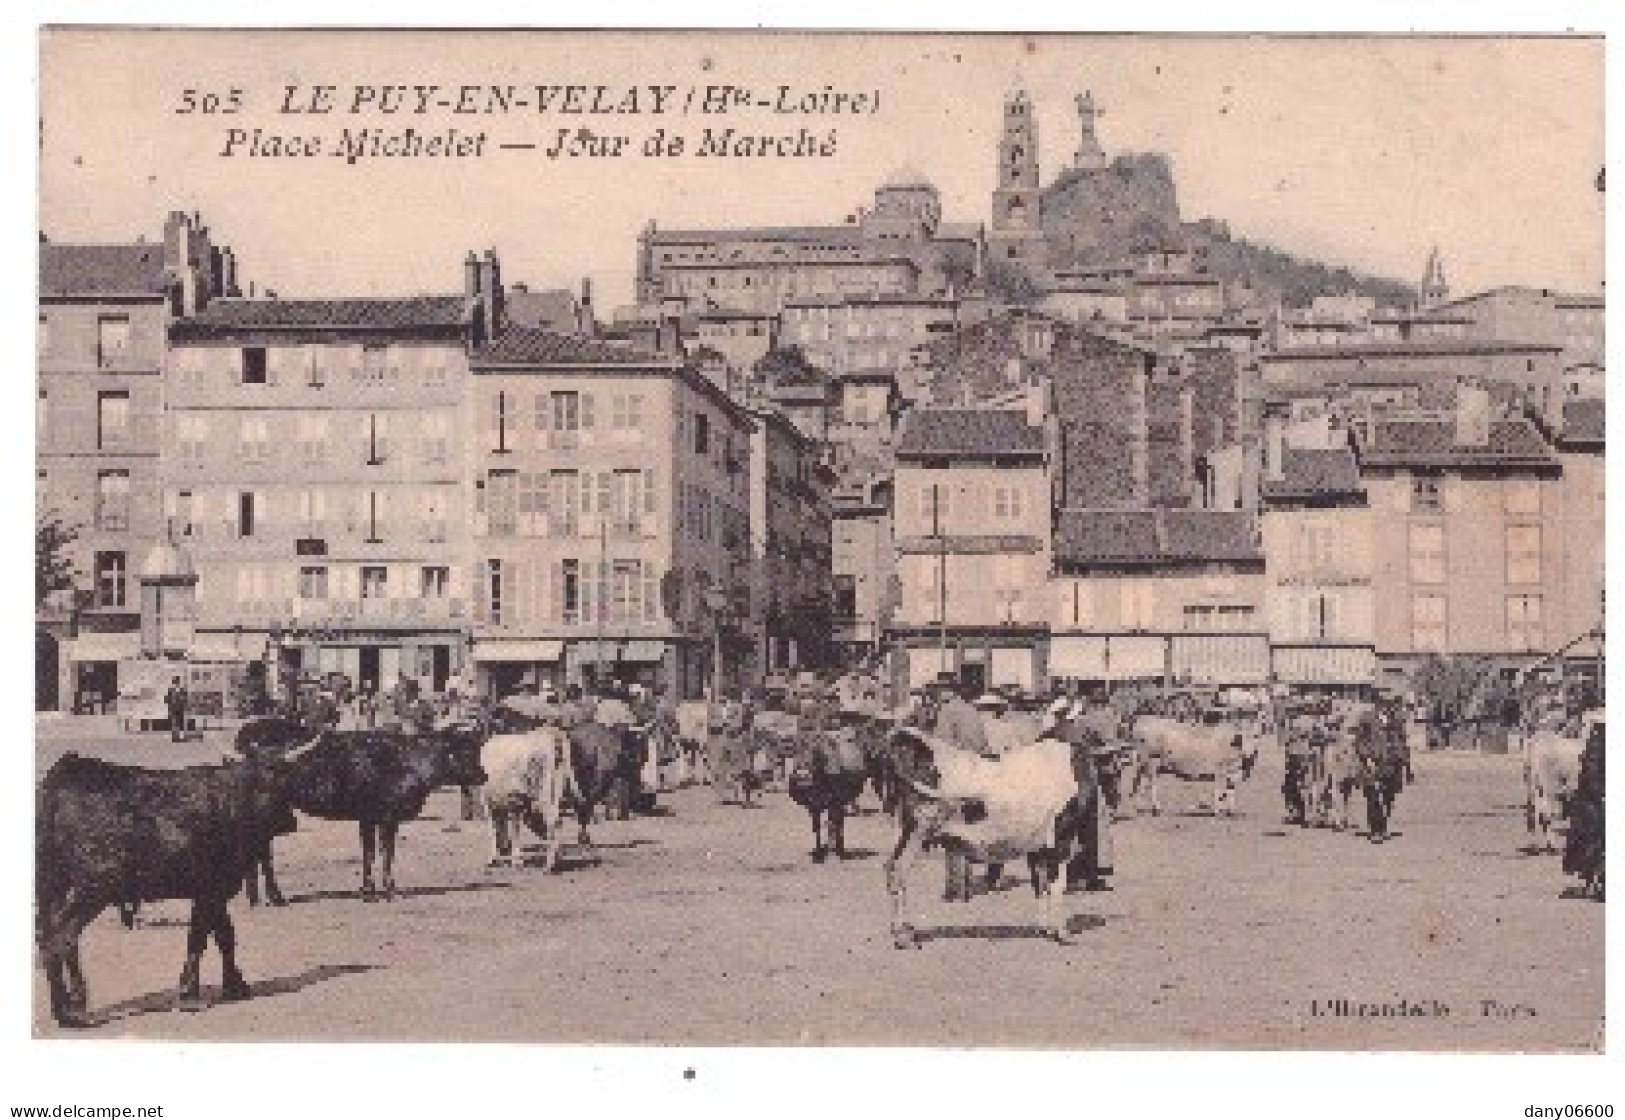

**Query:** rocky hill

left=1001, top=150, right=1414, bottom=309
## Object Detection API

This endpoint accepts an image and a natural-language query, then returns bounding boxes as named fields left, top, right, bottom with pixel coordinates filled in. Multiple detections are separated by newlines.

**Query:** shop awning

left=472, top=639, right=565, bottom=663
left=63, top=632, right=142, bottom=663
left=567, top=639, right=668, bottom=664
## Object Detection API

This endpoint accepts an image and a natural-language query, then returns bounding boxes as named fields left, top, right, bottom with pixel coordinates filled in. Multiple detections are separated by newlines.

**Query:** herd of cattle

left=34, top=676, right=1604, bottom=1028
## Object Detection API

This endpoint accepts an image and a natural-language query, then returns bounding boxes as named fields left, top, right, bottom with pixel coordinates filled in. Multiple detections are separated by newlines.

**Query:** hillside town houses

left=36, top=87, right=1605, bottom=715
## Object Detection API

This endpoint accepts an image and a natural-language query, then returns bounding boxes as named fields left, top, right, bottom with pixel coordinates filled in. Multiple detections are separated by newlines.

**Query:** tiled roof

left=1055, top=508, right=1262, bottom=567
left=1559, top=398, right=1604, bottom=448
left=1354, top=417, right=1558, bottom=469
left=895, top=409, right=1045, bottom=458
left=649, top=225, right=861, bottom=245
left=1161, top=510, right=1264, bottom=562
left=180, top=296, right=470, bottom=330
left=39, top=243, right=168, bottom=297
left=1260, top=448, right=1363, bottom=502
left=474, top=326, right=665, bottom=366
left=1261, top=339, right=1559, bottom=361
left=1055, top=510, right=1160, bottom=564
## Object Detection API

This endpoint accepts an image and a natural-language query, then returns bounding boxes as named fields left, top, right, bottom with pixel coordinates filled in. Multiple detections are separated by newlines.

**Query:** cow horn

left=280, top=728, right=329, bottom=761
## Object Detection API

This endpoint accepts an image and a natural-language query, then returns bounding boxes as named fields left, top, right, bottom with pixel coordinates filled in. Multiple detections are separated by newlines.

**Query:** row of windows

left=172, top=411, right=454, bottom=468
left=480, top=469, right=656, bottom=539
left=475, top=558, right=661, bottom=628
left=38, top=315, right=135, bottom=367
left=164, top=488, right=453, bottom=543
left=1411, top=594, right=1545, bottom=652
left=171, top=345, right=457, bottom=389
left=1406, top=523, right=1542, bottom=585
left=910, top=481, right=1034, bottom=526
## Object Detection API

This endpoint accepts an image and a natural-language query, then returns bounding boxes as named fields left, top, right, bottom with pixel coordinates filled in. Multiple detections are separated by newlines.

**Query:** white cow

left=885, top=726, right=1092, bottom=947
left=1126, top=714, right=1263, bottom=817
left=1524, top=730, right=1586, bottom=853
left=478, top=724, right=571, bottom=872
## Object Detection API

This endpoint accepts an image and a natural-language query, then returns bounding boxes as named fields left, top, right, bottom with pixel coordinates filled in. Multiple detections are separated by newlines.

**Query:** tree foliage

left=36, top=512, right=80, bottom=609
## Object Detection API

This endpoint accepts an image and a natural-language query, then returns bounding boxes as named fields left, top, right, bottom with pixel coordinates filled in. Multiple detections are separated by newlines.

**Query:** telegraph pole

left=934, top=482, right=948, bottom=679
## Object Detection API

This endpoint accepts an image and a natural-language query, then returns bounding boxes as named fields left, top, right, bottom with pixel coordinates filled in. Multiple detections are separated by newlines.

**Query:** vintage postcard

left=31, top=27, right=1604, bottom=1059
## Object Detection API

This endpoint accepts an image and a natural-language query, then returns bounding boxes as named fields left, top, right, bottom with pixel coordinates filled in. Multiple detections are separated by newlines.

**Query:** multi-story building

left=633, top=178, right=981, bottom=318
left=38, top=211, right=236, bottom=711
left=1352, top=387, right=1565, bottom=675
left=164, top=253, right=494, bottom=696
left=779, top=292, right=960, bottom=377
left=890, top=408, right=1051, bottom=693
left=831, top=473, right=896, bottom=664
left=1049, top=509, right=1268, bottom=687
left=1257, top=428, right=1378, bottom=686
left=747, top=407, right=835, bottom=677
left=467, top=323, right=756, bottom=699
left=1437, top=286, right=1605, bottom=372
left=1259, top=338, right=1564, bottom=428
left=1550, top=397, right=1605, bottom=668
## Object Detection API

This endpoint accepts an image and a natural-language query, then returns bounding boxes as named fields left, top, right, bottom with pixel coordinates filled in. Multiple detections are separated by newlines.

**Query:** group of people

left=1278, top=686, right=1412, bottom=842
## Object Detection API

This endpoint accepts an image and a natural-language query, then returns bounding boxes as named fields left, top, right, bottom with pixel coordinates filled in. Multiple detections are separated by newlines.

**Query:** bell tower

left=1419, top=247, right=1450, bottom=310
left=990, top=90, right=1044, bottom=268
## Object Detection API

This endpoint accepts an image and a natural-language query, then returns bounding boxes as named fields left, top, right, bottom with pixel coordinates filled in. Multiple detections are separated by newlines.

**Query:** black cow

left=245, top=720, right=488, bottom=902
left=562, top=721, right=646, bottom=851
left=1563, top=717, right=1605, bottom=900
left=784, top=713, right=869, bottom=863
left=234, top=709, right=336, bottom=906
left=36, top=752, right=298, bottom=1027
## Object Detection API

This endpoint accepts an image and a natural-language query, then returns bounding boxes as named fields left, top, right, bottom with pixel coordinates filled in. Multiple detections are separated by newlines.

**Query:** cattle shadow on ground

left=911, top=913, right=1108, bottom=945
left=82, top=963, right=377, bottom=1028
left=280, top=880, right=515, bottom=905
left=1515, top=843, right=1562, bottom=858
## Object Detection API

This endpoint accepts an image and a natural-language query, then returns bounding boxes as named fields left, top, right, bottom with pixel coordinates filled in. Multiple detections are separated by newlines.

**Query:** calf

left=36, top=752, right=298, bottom=1027
left=252, top=721, right=488, bottom=901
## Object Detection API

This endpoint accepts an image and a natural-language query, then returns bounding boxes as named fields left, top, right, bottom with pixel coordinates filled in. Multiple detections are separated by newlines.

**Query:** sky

left=39, top=30, right=1604, bottom=308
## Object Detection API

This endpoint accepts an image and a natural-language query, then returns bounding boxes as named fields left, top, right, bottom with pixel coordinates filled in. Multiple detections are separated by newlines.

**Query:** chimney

left=220, top=247, right=239, bottom=297
left=163, top=211, right=190, bottom=271
left=1264, top=413, right=1287, bottom=482
left=481, top=249, right=504, bottom=338
left=579, top=277, right=595, bottom=336
left=464, top=251, right=482, bottom=298
left=1455, top=380, right=1492, bottom=447
left=657, top=316, right=683, bottom=358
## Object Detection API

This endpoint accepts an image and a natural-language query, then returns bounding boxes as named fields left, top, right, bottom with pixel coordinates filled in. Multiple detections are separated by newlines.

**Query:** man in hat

left=929, top=672, right=990, bottom=902
left=974, top=690, right=1023, bottom=759
left=1059, top=688, right=1117, bottom=892
left=164, top=674, right=189, bottom=742
left=1281, top=693, right=1327, bottom=827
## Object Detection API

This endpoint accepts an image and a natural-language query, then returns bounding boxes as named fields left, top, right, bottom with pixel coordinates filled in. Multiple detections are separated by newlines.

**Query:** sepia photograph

left=23, top=22, right=1606, bottom=1067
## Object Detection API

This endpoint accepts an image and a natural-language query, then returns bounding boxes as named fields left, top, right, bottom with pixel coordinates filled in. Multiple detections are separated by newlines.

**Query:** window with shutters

left=551, top=470, right=580, bottom=537
left=363, top=412, right=391, bottom=464
left=360, top=345, right=390, bottom=387
left=240, top=416, right=271, bottom=463
left=1408, top=523, right=1445, bottom=585
left=1503, top=479, right=1541, bottom=517
left=299, top=566, right=329, bottom=601
left=95, top=470, right=130, bottom=531
left=1506, top=595, right=1543, bottom=651
left=420, top=412, right=449, bottom=464
left=420, top=348, right=448, bottom=388
left=421, top=490, right=447, bottom=542
left=97, top=317, right=131, bottom=368
left=298, top=414, right=329, bottom=465
left=420, top=566, right=450, bottom=600
left=237, top=492, right=257, bottom=539
left=1299, top=517, right=1336, bottom=573
left=177, top=414, right=208, bottom=468
left=611, top=560, right=641, bottom=624
left=360, top=565, right=388, bottom=600
left=1505, top=524, right=1542, bottom=586
left=1121, top=581, right=1155, bottom=630
left=993, top=484, right=1024, bottom=522
left=550, top=391, right=581, bottom=450
left=241, top=347, right=268, bottom=385
left=296, top=488, right=327, bottom=536
left=97, top=391, right=130, bottom=450
left=1411, top=593, right=1447, bottom=651
left=487, top=471, right=518, bottom=537
left=492, top=391, right=511, bottom=454
left=694, top=411, right=711, bottom=454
